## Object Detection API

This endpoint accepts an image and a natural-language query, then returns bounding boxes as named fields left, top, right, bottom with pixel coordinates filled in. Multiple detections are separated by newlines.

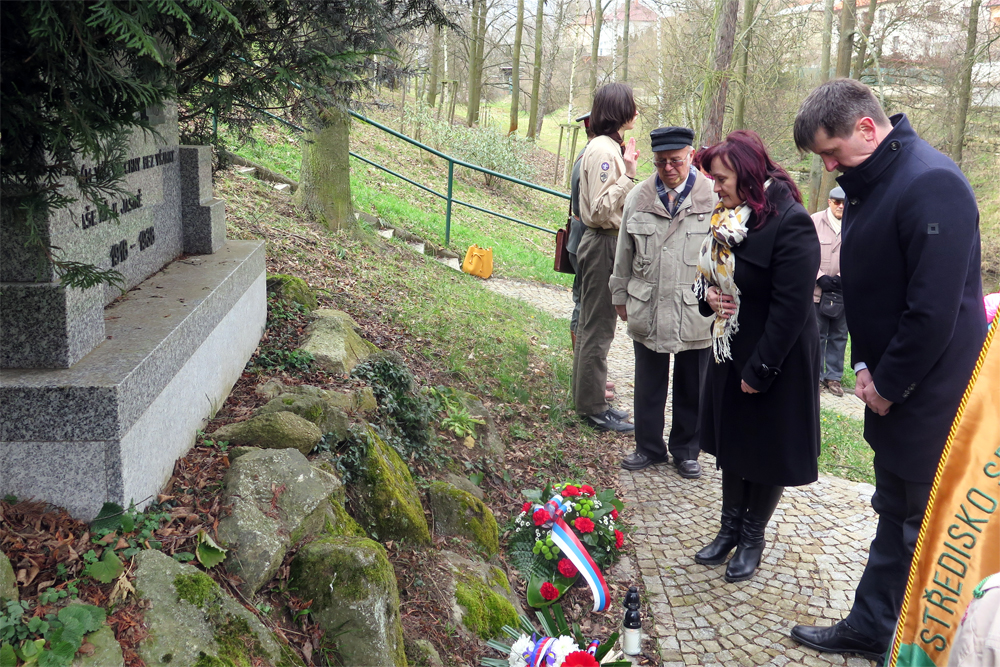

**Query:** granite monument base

left=0, top=241, right=266, bottom=519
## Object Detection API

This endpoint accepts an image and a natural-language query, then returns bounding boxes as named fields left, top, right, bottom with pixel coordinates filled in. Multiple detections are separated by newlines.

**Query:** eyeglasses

left=830, top=199, right=845, bottom=205
left=653, top=157, right=688, bottom=168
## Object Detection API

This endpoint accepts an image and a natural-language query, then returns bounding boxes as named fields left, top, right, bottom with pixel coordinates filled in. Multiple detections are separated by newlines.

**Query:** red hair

left=701, top=130, right=801, bottom=227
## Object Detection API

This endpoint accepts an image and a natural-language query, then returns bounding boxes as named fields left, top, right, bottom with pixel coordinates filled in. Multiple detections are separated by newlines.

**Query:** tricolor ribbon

left=523, top=635, right=558, bottom=667
left=536, top=494, right=610, bottom=612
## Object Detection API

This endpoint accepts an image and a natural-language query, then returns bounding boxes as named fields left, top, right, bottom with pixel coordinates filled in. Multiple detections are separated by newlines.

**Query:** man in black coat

left=790, top=79, right=987, bottom=660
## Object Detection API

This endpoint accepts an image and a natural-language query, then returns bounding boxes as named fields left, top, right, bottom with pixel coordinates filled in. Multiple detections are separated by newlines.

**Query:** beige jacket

left=579, top=135, right=635, bottom=230
left=609, top=170, right=716, bottom=354
left=948, top=574, right=1000, bottom=667
left=811, top=207, right=841, bottom=303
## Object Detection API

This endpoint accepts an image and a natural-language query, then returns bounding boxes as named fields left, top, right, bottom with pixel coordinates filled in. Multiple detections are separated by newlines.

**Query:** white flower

left=509, top=635, right=533, bottom=667
left=549, top=636, right=579, bottom=662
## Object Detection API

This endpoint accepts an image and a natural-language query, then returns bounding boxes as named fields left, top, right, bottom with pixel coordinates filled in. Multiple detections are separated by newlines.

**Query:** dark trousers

left=572, top=230, right=618, bottom=415
left=632, top=342, right=709, bottom=462
left=815, top=301, right=848, bottom=382
left=845, top=460, right=932, bottom=645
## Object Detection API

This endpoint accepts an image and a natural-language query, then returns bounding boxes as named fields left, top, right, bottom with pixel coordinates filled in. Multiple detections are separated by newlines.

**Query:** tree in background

left=701, top=0, right=741, bottom=145
left=526, top=0, right=546, bottom=139
left=509, top=0, right=526, bottom=133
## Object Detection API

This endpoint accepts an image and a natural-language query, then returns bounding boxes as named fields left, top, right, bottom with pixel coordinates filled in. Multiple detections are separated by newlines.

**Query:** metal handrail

left=249, top=106, right=566, bottom=245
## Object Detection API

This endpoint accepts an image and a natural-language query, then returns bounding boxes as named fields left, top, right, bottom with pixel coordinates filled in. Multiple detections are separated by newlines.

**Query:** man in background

left=811, top=186, right=847, bottom=397
left=791, top=78, right=986, bottom=661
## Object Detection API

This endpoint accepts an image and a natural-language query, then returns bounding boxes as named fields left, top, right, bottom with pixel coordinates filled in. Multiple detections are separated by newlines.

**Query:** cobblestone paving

left=484, top=276, right=880, bottom=667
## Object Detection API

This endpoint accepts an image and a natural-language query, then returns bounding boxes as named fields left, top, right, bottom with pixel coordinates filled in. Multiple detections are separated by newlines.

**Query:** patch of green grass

left=222, top=124, right=302, bottom=180
left=818, top=408, right=873, bottom=485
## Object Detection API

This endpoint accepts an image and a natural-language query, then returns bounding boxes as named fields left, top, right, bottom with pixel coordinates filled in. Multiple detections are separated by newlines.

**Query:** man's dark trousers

left=815, top=302, right=848, bottom=382
left=632, top=342, right=709, bottom=462
left=845, top=460, right=931, bottom=644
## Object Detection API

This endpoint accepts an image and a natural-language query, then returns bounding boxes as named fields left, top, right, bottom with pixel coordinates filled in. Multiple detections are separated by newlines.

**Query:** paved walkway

left=483, top=277, right=880, bottom=667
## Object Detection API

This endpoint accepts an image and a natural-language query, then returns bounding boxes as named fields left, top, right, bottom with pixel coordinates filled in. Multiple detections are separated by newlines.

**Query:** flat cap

left=829, top=186, right=846, bottom=200
left=650, top=126, right=695, bottom=152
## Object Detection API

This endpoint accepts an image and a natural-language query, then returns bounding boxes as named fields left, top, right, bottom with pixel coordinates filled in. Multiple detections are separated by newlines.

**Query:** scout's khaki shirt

left=609, top=170, right=717, bottom=354
left=579, top=134, right=635, bottom=230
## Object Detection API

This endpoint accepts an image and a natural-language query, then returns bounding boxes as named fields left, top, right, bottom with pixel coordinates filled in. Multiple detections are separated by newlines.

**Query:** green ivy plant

left=0, top=600, right=105, bottom=667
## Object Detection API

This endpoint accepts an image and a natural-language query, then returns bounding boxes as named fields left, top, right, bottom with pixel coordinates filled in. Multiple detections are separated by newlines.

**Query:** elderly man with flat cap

left=611, top=127, right=716, bottom=476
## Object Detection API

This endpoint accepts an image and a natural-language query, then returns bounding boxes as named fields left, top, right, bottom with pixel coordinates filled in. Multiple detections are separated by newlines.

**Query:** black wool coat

left=698, top=182, right=822, bottom=487
left=838, top=114, right=986, bottom=484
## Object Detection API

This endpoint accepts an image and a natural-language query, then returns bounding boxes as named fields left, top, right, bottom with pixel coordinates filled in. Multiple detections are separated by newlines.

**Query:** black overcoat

left=698, top=182, right=822, bottom=487
left=838, top=114, right=986, bottom=484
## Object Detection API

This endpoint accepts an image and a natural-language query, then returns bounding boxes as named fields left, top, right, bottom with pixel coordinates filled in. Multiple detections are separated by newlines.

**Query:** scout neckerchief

left=692, top=179, right=771, bottom=362
left=655, top=170, right=696, bottom=218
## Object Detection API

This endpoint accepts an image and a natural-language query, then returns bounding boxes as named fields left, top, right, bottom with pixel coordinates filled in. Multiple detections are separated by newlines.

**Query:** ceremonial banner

left=889, top=320, right=1000, bottom=666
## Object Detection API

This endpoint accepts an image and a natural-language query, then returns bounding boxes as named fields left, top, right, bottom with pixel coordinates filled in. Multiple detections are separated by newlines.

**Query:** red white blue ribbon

left=539, top=494, right=610, bottom=612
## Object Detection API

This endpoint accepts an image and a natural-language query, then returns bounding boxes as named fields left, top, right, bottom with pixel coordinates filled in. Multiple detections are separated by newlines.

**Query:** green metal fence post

left=445, top=159, right=454, bottom=246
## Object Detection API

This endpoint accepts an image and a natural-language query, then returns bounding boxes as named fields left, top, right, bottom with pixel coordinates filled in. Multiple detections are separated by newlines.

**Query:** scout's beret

left=650, top=126, right=695, bottom=152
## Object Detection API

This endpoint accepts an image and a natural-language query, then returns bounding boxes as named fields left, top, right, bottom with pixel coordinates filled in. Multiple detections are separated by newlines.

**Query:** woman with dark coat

left=691, top=130, right=821, bottom=583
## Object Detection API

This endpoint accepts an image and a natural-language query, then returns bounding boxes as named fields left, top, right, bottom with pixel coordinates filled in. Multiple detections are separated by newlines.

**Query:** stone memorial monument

left=1, top=103, right=266, bottom=519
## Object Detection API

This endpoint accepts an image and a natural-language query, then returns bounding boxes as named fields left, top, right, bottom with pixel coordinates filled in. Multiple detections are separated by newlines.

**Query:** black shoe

left=607, top=406, right=629, bottom=420
left=674, top=459, right=702, bottom=479
left=585, top=409, right=636, bottom=433
left=724, top=482, right=783, bottom=582
left=695, top=471, right=745, bottom=565
left=790, top=620, right=888, bottom=661
left=621, top=451, right=667, bottom=470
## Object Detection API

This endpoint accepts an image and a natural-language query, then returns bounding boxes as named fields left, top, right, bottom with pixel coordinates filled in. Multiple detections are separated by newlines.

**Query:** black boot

left=694, top=471, right=748, bottom=565
left=725, top=482, right=783, bottom=582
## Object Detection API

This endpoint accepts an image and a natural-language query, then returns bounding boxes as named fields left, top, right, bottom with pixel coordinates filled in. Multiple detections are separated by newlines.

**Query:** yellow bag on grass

left=462, top=244, right=493, bottom=279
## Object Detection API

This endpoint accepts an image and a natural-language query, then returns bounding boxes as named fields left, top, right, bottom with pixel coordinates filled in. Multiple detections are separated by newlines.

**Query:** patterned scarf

left=692, top=200, right=752, bottom=363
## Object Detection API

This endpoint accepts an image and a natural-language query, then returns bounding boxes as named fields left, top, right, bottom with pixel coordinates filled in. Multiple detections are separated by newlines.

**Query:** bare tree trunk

left=657, top=18, right=664, bottom=124
left=622, top=0, right=631, bottom=81
left=731, top=0, right=758, bottom=130
left=952, top=0, right=982, bottom=166
left=817, top=0, right=856, bottom=210
left=820, top=0, right=834, bottom=81
left=297, top=105, right=354, bottom=230
left=701, top=0, right=740, bottom=145
left=852, top=0, right=877, bottom=78
left=509, top=0, right=525, bottom=133
left=536, top=0, right=567, bottom=135
left=427, top=27, right=441, bottom=106
left=527, top=0, right=545, bottom=139
left=835, top=0, right=856, bottom=79
left=590, top=0, right=603, bottom=101
left=467, top=0, right=487, bottom=126
left=807, top=0, right=836, bottom=212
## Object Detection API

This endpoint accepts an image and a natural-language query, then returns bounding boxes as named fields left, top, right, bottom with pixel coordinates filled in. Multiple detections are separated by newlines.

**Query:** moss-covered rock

left=266, top=273, right=318, bottom=310
left=255, top=380, right=377, bottom=415
left=289, top=536, right=406, bottom=666
left=211, top=411, right=322, bottom=455
left=217, top=448, right=349, bottom=594
left=354, top=428, right=431, bottom=544
left=0, top=550, right=17, bottom=602
left=428, top=482, right=498, bottom=557
left=134, top=550, right=301, bottom=667
left=257, top=393, right=350, bottom=442
left=404, top=638, right=443, bottom=667
left=71, top=625, right=123, bottom=667
left=299, top=309, right=379, bottom=375
left=440, top=551, right=518, bottom=640
left=444, top=472, right=484, bottom=500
